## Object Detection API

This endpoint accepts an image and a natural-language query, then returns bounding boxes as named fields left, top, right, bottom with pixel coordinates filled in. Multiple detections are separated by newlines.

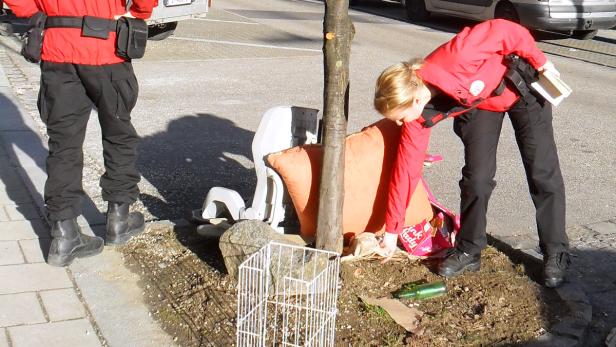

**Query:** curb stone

left=487, top=234, right=591, bottom=347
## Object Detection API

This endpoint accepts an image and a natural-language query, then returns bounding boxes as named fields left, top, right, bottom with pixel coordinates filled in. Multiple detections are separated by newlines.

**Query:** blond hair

left=374, top=58, right=426, bottom=116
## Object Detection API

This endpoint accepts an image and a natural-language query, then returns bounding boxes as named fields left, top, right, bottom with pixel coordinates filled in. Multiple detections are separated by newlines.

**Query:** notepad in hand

left=530, top=70, right=572, bottom=107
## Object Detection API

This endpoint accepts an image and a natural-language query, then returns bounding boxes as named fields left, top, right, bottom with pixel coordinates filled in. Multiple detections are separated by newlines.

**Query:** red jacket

left=385, top=19, right=547, bottom=234
left=5, top=0, right=158, bottom=65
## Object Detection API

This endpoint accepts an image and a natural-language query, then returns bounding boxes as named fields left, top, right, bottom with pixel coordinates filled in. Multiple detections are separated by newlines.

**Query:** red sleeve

left=437, top=19, right=547, bottom=69
left=385, top=120, right=431, bottom=234
left=130, top=0, right=159, bottom=19
left=3, top=0, right=39, bottom=17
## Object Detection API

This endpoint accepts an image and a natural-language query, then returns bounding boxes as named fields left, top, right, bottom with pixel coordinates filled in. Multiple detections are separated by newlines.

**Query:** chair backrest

left=248, top=106, right=319, bottom=220
left=251, top=106, right=319, bottom=166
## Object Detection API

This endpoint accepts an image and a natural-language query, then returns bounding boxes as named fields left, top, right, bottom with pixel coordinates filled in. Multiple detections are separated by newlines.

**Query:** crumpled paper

left=359, top=296, right=425, bottom=336
left=341, top=232, right=420, bottom=263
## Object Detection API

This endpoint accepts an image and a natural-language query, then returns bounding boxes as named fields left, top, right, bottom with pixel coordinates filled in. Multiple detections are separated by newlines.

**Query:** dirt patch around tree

left=121, top=222, right=568, bottom=346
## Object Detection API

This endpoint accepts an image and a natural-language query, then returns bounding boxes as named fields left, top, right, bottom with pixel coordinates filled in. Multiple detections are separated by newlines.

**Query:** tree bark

left=316, top=0, right=354, bottom=253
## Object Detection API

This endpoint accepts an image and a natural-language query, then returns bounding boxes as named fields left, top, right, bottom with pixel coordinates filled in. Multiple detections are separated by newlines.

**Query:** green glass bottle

left=393, top=281, right=447, bottom=300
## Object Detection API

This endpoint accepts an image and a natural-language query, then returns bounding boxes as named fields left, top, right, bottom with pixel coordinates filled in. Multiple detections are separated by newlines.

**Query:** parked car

left=352, top=0, right=616, bottom=39
left=147, top=0, right=209, bottom=40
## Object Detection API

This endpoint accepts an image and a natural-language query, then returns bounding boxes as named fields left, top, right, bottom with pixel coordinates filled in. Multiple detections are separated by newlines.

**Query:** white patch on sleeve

left=469, top=80, right=485, bottom=97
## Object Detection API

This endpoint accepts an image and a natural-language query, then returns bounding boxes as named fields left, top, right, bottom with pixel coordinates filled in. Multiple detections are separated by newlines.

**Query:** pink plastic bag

left=397, top=157, right=461, bottom=257
left=398, top=187, right=460, bottom=257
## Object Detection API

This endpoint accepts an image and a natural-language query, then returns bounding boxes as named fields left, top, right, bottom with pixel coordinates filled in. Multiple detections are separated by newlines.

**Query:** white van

left=146, top=0, right=209, bottom=40
left=355, top=0, right=616, bottom=39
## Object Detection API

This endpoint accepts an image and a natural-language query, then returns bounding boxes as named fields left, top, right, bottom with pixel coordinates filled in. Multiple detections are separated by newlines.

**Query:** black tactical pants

left=38, top=61, right=140, bottom=222
left=453, top=90, right=568, bottom=256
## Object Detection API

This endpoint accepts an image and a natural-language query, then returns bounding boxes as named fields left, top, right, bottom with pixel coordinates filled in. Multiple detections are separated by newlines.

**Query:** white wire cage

left=236, top=241, right=341, bottom=347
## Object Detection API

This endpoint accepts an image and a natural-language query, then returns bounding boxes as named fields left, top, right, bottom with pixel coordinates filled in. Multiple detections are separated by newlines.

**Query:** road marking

left=141, top=55, right=321, bottom=64
left=221, top=8, right=256, bottom=21
left=169, top=37, right=321, bottom=52
left=191, top=18, right=260, bottom=25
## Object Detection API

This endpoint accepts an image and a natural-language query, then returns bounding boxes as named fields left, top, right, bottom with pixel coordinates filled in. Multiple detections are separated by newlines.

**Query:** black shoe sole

left=105, top=223, right=145, bottom=246
left=437, top=261, right=481, bottom=278
left=47, top=242, right=105, bottom=267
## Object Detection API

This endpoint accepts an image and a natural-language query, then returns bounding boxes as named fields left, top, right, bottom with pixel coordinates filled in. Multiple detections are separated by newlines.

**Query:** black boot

left=47, top=219, right=104, bottom=267
left=106, top=202, right=145, bottom=245
left=544, top=251, right=570, bottom=288
left=437, top=248, right=481, bottom=278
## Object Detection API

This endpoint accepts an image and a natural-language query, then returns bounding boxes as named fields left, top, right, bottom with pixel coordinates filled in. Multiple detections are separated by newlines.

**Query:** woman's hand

left=379, top=232, right=399, bottom=258
left=539, top=60, right=560, bottom=77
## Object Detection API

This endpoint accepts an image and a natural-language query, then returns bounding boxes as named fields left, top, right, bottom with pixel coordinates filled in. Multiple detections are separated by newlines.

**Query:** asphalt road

left=132, top=0, right=616, bottom=239
left=2, top=0, right=615, bottom=240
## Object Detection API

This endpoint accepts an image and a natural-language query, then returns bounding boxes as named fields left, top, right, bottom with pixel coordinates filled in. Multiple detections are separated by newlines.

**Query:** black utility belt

left=21, top=13, right=148, bottom=64
left=46, top=16, right=119, bottom=40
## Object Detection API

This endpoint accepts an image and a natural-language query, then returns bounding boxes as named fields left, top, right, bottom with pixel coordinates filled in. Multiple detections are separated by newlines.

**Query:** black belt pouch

left=21, top=12, right=48, bottom=63
left=116, top=17, right=148, bottom=60
left=82, top=16, right=111, bottom=39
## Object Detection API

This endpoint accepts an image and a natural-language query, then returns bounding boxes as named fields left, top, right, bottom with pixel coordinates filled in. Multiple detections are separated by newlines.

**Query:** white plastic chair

left=194, top=106, right=320, bottom=233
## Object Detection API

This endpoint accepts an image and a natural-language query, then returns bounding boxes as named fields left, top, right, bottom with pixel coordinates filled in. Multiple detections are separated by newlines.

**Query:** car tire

left=406, top=0, right=430, bottom=21
left=571, top=29, right=598, bottom=40
left=147, top=21, right=178, bottom=41
left=494, top=2, right=519, bottom=23
left=349, top=0, right=360, bottom=5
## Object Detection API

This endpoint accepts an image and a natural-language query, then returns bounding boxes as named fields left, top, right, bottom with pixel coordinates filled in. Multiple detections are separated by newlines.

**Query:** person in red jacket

left=374, top=19, right=570, bottom=288
left=4, top=0, right=157, bottom=267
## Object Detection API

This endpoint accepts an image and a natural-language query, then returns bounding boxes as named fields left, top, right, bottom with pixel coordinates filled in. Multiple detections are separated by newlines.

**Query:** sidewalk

left=0, top=53, right=175, bottom=346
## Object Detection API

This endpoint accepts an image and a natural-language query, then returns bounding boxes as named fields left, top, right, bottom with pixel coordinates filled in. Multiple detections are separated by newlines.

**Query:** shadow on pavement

left=137, top=113, right=255, bottom=222
left=567, top=248, right=616, bottom=346
left=0, top=88, right=107, bottom=261
left=0, top=92, right=49, bottom=256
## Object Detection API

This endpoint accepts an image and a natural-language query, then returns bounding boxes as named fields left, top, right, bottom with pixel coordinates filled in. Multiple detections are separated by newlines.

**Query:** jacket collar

left=418, top=61, right=471, bottom=106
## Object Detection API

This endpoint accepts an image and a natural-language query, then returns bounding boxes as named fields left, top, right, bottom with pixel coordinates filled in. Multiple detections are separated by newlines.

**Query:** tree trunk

left=316, top=0, right=354, bottom=253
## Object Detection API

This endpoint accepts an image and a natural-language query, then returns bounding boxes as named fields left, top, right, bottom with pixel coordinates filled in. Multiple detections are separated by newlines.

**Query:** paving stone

left=0, top=241, right=24, bottom=265
left=0, top=91, right=30, bottom=132
left=70, top=250, right=177, bottom=347
left=12, top=166, right=46, bottom=208
left=0, top=328, right=8, bottom=347
left=586, top=221, right=616, bottom=235
left=551, top=319, right=588, bottom=341
left=1, top=132, right=48, bottom=170
left=0, top=188, right=31, bottom=204
left=4, top=203, right=41, bottom=221
left=0, top=171, right=22, bottom=191
left=0, top=207, right=8, bottom=222
left=8, top=319, right=102, bottom=347
left=19, top=238, right=50, bottom=263
left=39, top=289, right=86, bottom=322
left=568, top=301, right=593, bottom=323
left=0, top=220, right=49, bottom=240
left=556, top=283, right=590, bottom=304
left=0, top=67, right=11, bottom=86
left=81, top=201, right=106, bottom=226
left=0, top=264, right=72, bottom=294
left=0, top=292, right=46, bottom=326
